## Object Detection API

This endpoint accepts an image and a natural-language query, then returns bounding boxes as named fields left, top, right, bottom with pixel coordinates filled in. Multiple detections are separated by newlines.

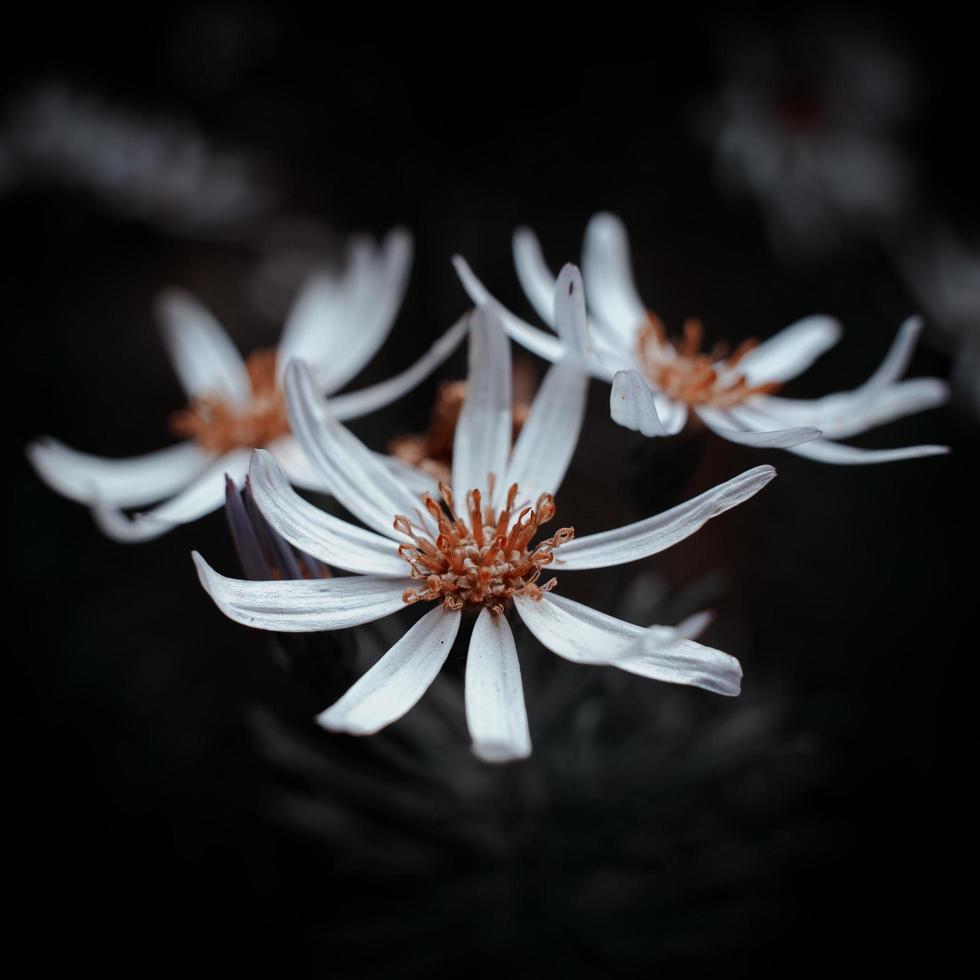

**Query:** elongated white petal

left=329, top=316, right=469, bottom=422
left=248, top=450, right=407, bottom=576
left=452, top=307, right=512, bottom=505
left=26, top=438, right=210, bottom=508
left=376, top=452, right=442, bottom=497
left=655, top=395, right=689, bottom=435
left=582, top=212, right=648, bottom=344
left=673, top=610, right=714, bottom=641
left=92, top=448, right=251, bottom=542
left=610, top=370, right=666, bottom=436
left=514, top=593, right=741, bottom=695
left=513, top=226, right=558, bottom=327
left=738, top=315, right=843, bottom=385
left=556, top=465, right=775, bottom=570
left=267, top=436, right=331, bottom=492
left=696, top=406, right=821, bottom=448
left=195, top=552, right=411, bottom=632
left=317, top=604, right=460, bottom=734
left=465, top=609, right=531, bottom=763
left=859, top=316, right=925, bottom=394
left=554, top=264, right=591, bottom=361
left=786, top=438, right=949, bottom=465
left=276, top=270, right=343, bottom=375
left=285, top=360, right=423, bottom=538
left=505, top=360, right=588, bottom=502
left=157, top=288, right=251, bottom=404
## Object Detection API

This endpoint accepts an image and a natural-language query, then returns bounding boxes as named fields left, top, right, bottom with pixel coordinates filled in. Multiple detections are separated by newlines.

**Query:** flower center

left=634, top=313, right=781, bottom=409
left=170, top=348, right=289, bottom=453
left=395, top=481, right=573, bottom=614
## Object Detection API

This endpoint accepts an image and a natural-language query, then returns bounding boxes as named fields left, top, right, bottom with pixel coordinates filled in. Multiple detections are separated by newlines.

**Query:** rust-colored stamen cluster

left=170, top=349, right=289, bottom=453
left=635, top=313, right=781, bottom=409
left=396, top=481, right=573, bottom=614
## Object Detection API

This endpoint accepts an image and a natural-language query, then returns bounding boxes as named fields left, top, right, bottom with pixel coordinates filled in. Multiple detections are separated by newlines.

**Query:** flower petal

left=785, top=438, right=950, bottom=465
left=737, top=315, right=843, bottom=385
left=316, top=604, right=461, bottom=734
left=513, top=226, right=558, bottom=327
left=452, top=307, right=512, bottom=504
left=610, top=370, right=667, bottom=436
left=285, top=360, right=423, bottom=538
left=157, top=288, right=251, bottom=404
left=26, top=438, right=210, bottom=507
left=465, top=609, right=531, bottom=763
left=696, top=406, right=821, bottom=447
left=91, top=448, right=251, bottom=542
left=505, top=360, right=588, bottom=502
left=514, top=593, right=741, bottom=695
left=194, top=551, right=411, bottom=632
left=553, top=264, right=591, bottom=362
left=248, top=449, right=407, bottom=576
left=582, top=211, right=648, bottom=344
left=556, top=465, right=775, bottom=570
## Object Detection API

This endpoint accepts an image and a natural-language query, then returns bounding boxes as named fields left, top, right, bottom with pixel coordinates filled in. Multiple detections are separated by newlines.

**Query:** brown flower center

left=395, top=481, right=573, bottom=614
left=635, top=313, right=781, bottom=409
left=170, top=348, right=289, bottom=453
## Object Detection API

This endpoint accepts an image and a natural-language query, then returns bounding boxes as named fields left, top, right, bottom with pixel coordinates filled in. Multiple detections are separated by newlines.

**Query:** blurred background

left=5, top=6, right=975, bottom=975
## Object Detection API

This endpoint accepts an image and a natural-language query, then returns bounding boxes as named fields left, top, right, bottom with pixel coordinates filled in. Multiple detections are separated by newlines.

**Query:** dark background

left=5, top=7, right=975, bottom=976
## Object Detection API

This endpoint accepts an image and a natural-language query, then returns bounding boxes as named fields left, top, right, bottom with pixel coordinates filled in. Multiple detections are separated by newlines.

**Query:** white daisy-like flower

left=193, top=269, right=776, bottom=763
left=28, top=229, right=467, bottom=540
left=454, top=213, right=949, bottom=465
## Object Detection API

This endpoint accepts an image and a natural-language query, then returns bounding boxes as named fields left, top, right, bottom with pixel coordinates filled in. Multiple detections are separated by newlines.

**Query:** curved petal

left=514, top=593, right=741, bottom=695
left=26, top=437, right=210, bottom=508
left=452, top=307, right=512, bottom=504
left=316, top=604, right=461, bottom=735
left=610, top=370, right=667, bottom=436
left=92, top=448, right=251, bottom=542
left=556, top=465, right=776, bottom=570
left=157, top=288, right=250, bottom=404
left=248, top=450, right=407, bottom=576
left=553, top=264, right=591, bottom=362
left=465, top=609, right=531, bottom=763
left=505, top=360, right=588, bottom=502
left=738, top=315, right=843, bottom=385
left=194, top=552, right=411, bottom=632
left=696, top=406, right=821, bottom=448
left=582, top=211, right=648, bottom=344
left=513, top=226, right=558, bottom=327
left=786, top=438, right=949, bottom=465
left=276, top=269, right=344, bottom=376
left=267, top=436, right=331, bottom=492
left=285, top=360, right=423, bottom=539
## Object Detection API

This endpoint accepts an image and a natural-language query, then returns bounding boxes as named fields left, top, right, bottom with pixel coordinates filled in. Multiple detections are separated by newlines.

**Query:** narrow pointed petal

left=787, top=438, right=950, bottom=465
left=860, top=316, right=925, bottom=393
left=452, top=307, right=512, bottom=504
left=582, top=212, right=648, bottom=344
left=465, top=609, right=531, bottom=763
left=505, top=360, right=588, bottom=502
left=673, top=610, right=714, bottom=640
left=610, top=370, right=667, bottom=436
left=248, top=450, right=407, bottom=576
left=696, top=406, right=821, bottom=447
left=553, top=264, right=591, bottom=361
left=317, top=604, right=461, bottom=734
left=556, top=465, right=775, bottom=570
left=92, top=448, right=251, bottom=542
left=26, top=438, right=210, bottom=507
left=285, top=360, right=423, bottom=538
left=513, top=226, right=558, bottom=326
left=194, top=552, right=411, bottom=632
left=514, top=593, right=741, bottom=695
left=328, top=315, right=469, bottom=422
left=276, top=269, right=343, bottom=375
left=157, top=288, right=251, bottom=404
left=738, top=315, right=843, bottom=385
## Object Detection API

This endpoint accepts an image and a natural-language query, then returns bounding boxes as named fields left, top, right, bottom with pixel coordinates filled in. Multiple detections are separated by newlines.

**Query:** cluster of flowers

left=29, top=214, right=948, bottom=763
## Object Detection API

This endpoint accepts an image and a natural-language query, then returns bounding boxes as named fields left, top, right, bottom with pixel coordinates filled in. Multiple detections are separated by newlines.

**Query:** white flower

left=27, top=229, right=467, bottom=540
left=454, top=213, right=949, bottom=465
left=193, top=269, right=776, bottom=763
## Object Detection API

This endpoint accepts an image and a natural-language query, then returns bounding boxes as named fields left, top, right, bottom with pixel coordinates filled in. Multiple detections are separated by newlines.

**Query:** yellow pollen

left=170, top=348, right=289, bottom=453
left=635, top=313, right=781, bottom=409
left=395, top=481, right=574, bottom=614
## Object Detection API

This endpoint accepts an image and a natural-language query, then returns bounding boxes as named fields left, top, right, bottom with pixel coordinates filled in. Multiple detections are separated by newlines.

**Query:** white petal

left=556, top=465, right=776, bottom=570
left=328, top=315, right=469, bottom=422
left=285, top=360, right=423, bottom=538
left=194, top=552, right=411, bottom=632
left=582, top=212, right=648, bottom=344
left=376, top=452, right=442, bottom=498
left=266, top=436, right=331, bottom=492
left=505, top=360, right=588, bottom=501
left=276, top=269, right=343, bottom=376
left=553, top=264, right=591, bottom=362
left=451, top=307, right=512, bottom=504
left=92, top=448, right=251, bottom=542
left=859, top=316, right=925, bottom=393
left=514, top=593, right=741, bottom=695
left=317, top=604, right=460, bottom=734
left=654, top=395, right=689, bottom=435
left=738, top=315, right=843, bottom=385
left=673, top=610, right=714, bottom=640
left=513, top=226, right=558, bottom=327
left=696, top=406, right=821, bottom=448
left=157, top=288, right=251, bottom=404
left=786, top=438, right=950, bottom=465
left=465, top=609, right=531, bottom=763
left=248, top=449, right=408, bottom=576
left=26, top=438, right=210, bottom=507
left=610, top=370, right=667, bottom=436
